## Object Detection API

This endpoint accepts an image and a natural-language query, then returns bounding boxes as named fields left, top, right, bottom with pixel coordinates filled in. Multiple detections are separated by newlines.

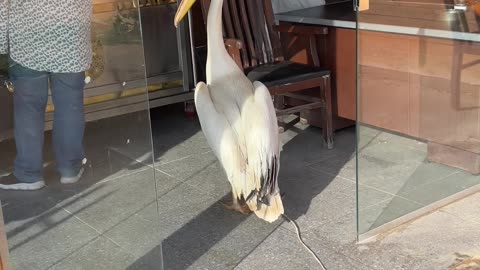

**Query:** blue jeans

left=9, top=60, right=86, bottom=183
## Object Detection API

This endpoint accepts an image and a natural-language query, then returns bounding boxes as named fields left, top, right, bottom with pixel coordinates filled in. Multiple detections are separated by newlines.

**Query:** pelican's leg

left=222, top=193, right=252, bottom=215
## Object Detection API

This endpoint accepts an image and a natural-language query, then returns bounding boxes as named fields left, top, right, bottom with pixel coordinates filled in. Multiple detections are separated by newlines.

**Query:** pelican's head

left=174, top=0, right=197, bottom=28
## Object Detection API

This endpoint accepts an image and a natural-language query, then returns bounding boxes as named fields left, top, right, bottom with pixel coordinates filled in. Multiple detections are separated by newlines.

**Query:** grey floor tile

left=150, top=111, right=210, bottom=166
left=83, top=112, right=155, bottom=164
left=309, top=153, right=356, bottom=180
left=58, top=169, right=161, bottom=234
left=158, top=183, right=280, bottom=270
left=5, top=207, right=98, bottom=270
left=359, top=138, right=426, bottom=165
left=156, top=151, right=217, bottom=181
left=151, top=111, right=202, bottom=146
left=49, top=236, right=142, bottom=270
left=5, top=106, right=480, bottom=270
left=303, top=211, right=357, bottom=249
left=0, top=178, right=85, bottom=227
left=400, top=171, right=480, bottom=206
left=183, top=160, right=231, bottom=200
left=155, top=183, right=222, bottom=241
left=358, top=185, right=394, bottom=210
left=233, top=228, right=323, bottom=270
left=356, top=156, right=422, bottom=195
left=0, top=190, right=52, bottom=220
left=72, top=150, right=156, bottom=190
left=154, top=131, right=211, bottom=166
left=103, top=202, right=163, bottom=262
left=107, top=143, right=155, bottom=171
left=155, top=169, right=184, bottom=198
left=358, top=126, right=382, bottom=138
left=375, top=132, right=428, bottom=153
left=184, top=214, right=281, bottom=270
left=396, top=161, right=459, bottom=196
left=280, top=170, right=356, bottom=233
left=329, top=127, right=356, bottom=154
left=358, top=133, right=377, bottom=150
left=280, top=126, right=350, bottom=171
left=358, top=196, right=423, bottom=234
left=234, top=227, right=367, bottom=270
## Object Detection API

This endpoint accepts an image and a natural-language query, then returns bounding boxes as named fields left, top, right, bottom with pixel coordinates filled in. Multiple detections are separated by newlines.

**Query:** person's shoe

left=0, top=174, right=45, bottom=191
left=60, top=158, right=87, bottom=184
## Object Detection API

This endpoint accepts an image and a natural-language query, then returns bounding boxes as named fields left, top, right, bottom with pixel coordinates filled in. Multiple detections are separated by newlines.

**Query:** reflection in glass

left=0, top=0, right=160, bottom=269
left=357, top=0, right=480, bottom=235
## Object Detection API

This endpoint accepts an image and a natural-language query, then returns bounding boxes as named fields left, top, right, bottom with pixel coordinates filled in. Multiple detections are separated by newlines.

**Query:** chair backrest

left=199, top=0, right=284, bottom=71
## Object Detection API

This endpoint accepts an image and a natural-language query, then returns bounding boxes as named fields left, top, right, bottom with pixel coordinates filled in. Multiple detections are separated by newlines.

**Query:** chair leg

left=321, top=76, right=334, bottom=149
left=274, top=95, right=286, bottom=133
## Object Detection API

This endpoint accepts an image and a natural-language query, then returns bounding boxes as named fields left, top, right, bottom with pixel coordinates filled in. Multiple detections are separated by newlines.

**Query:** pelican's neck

left=206, top=0, right=225, bottom=54
left=206, top=0, right=239, bottom=84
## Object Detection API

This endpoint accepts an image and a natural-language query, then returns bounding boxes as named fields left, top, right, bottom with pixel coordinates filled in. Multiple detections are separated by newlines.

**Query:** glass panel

left=357, top=0, right=480, bottom=235
left=156, top=0, right=356, bottom=269
left=0, top=1, right=161, bottom=269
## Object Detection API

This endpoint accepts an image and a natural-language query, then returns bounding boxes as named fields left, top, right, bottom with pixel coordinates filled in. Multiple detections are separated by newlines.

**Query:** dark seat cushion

left=247, top=61, right=330, bottom=87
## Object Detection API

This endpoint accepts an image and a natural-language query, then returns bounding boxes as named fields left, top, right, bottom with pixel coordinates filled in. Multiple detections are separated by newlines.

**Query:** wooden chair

left=198, top=0, right=334, bottom=149
left=450, top=9, right=480, bottom=110
left=451, top=42, right=480, bottom=110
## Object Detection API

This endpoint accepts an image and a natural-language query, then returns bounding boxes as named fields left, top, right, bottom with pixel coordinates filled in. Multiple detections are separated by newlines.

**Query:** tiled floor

left=354, top=127, right=480, bottom=234
left=1, top=105, right=480, bottom=269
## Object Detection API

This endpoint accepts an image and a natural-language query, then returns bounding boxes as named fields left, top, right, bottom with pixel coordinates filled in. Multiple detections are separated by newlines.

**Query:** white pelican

left=174, top=0, right=284, bottom=222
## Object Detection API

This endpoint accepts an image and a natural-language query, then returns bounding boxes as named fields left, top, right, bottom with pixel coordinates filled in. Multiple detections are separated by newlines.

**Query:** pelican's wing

left=243, top=81, right=281, bottom=201
left=194, top=82, right=247, bottom=197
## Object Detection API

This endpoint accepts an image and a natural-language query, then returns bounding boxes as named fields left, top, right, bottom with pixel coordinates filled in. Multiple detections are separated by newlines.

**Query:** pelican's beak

left=174, top=0, right=197, bottom=28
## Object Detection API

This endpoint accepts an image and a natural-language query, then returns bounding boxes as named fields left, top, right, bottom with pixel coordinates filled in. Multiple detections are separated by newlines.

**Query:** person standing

left=0, top=0, right=92, bottom=190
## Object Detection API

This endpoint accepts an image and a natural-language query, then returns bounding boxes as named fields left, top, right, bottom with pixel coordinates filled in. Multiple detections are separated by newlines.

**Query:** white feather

left=194, top=82, right=247, bottom=198
left=193, top=0, right=284, bottom=222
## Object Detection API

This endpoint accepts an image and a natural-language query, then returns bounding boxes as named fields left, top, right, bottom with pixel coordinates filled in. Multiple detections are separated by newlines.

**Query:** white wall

left=271, top=0, right=325, bottom=13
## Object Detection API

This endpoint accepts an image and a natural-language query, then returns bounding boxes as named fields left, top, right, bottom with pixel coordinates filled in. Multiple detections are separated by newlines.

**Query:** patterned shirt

left=0, top=0, right=92, bottom=73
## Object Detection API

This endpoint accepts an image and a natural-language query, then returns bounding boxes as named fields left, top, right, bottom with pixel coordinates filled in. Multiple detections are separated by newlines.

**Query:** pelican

left=174, top=0, right=284, bottom=222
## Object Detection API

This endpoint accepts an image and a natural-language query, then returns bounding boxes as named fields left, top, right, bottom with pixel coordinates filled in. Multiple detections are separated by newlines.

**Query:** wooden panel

left=414, top=73, right=459, bottom=141
left=335, top=28, right=356, bottom=120
left=358, top=31, right=480, bottom=142
left=411, top=37, right=480, bottom=148
left=359, top=31, right=410, bottom=72
left=359, top=66, right=410, bottom=134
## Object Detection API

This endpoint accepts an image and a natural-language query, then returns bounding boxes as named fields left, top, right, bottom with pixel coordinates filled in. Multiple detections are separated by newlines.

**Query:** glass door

left=356, top=0, right=480, bottom=238
left=0, top=0, right=162, bottom=269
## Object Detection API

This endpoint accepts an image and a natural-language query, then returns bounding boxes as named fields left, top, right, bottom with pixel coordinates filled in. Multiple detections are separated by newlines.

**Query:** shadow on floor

left=0, top=104, right=200, bottom=253
left=1, top=104, right=355, bottom=269
left=129, top=125, right=355, bottom=270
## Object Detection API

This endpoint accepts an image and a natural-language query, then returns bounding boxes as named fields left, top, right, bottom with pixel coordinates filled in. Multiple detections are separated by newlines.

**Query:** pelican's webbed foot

left=222, top=195, right=252, bottom=215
